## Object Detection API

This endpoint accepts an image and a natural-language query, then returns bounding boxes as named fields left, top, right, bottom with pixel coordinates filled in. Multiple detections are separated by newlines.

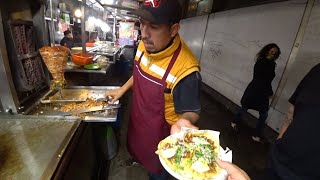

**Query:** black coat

left=60, top=37, right=74, bottom=49
left=241, top=58, right=276, bottom=112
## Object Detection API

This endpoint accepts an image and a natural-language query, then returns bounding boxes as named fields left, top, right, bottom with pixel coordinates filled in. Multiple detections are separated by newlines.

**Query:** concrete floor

left=65, top=65, right=272, bottom=180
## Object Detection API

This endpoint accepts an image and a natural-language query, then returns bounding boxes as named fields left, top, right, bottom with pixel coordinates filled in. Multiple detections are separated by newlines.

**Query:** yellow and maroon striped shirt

left=134, top=34, right=200, bottom=125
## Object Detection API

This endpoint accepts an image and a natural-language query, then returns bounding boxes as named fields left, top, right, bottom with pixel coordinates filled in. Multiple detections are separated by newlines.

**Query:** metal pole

left=113, top=16, right=116, bottom=42
left=49, top=0, right=55, bottom=46
left=271, top=0, right=315, bottom=108
left=0, top=9, right=19, bottom=114
left=81, top=0, right=86, bottom=53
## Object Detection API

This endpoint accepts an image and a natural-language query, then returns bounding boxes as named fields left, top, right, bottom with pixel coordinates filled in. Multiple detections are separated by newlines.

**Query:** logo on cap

left=144, top=0, right=161, bottom=8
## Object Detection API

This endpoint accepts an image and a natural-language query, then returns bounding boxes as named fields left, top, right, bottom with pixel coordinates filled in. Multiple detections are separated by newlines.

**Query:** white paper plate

left=158, top=129, right=232, bottom=180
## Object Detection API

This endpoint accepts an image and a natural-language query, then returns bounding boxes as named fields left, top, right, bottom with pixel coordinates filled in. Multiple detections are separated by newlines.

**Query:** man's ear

left=170, top=23, right=180, bottom=38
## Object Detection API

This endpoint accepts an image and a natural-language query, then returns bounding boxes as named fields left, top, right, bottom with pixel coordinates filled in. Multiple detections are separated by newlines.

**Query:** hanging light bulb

left=88, top=16, right=97, bottom=24
left=102, top=0, right=114, bottom=4
left=100, top=23, right=111, bottom=32
left=74, top=9, right=82, bottom=18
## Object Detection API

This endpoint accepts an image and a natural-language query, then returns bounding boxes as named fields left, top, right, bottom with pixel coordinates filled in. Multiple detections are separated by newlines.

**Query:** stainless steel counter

left=65, top=61, right=110, bottom=74
left=65, top=46, right=119, bottom=73
left=0, top=115, right=80, bottom=179
left=33, top=86, right=120, bottom=122
left=87, top=46, right=121, bottom=64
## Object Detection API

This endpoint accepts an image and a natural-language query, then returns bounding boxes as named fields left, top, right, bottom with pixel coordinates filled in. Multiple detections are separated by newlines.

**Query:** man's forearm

left=181, top=112, right=200, bottom=124
left=120, top=76, right=133, bottom=93
left=278, top=104, right=294, bottom=139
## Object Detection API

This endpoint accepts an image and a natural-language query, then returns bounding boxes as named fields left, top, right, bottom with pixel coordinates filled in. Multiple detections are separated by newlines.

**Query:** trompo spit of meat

left=39, top=46, right=69, bottom=89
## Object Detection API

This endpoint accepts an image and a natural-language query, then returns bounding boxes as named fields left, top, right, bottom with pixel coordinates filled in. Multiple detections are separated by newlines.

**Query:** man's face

left=66, top=33, right=73, bottom=39
left=140, top=19, right=179, bottom=53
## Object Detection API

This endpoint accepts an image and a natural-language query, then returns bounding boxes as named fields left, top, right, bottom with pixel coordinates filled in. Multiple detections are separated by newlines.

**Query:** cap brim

left=131, top=9, right=157, bottom=23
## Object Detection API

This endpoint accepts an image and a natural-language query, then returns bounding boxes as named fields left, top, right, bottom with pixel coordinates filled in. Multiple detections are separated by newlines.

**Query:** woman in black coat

left=232, top=43, right=281, bottom=142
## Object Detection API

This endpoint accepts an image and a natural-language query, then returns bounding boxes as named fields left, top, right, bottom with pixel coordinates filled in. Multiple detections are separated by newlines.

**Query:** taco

left=157, top=130, right=222, bottom=179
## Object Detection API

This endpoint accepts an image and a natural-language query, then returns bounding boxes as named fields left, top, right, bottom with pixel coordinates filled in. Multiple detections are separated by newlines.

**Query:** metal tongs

left=57, top=104, right=121, bottom=116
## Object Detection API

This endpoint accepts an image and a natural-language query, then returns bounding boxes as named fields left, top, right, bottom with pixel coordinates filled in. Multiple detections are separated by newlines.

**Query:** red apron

left=128, top=44, right=182, bottom=174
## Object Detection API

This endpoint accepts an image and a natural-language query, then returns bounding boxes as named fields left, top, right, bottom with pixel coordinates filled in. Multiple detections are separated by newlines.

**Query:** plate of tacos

left=156, top=129, right=232, bottom=180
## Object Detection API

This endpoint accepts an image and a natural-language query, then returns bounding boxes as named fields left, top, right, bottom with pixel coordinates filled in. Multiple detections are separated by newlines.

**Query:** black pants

left=233, top=106, right=268, bottom=137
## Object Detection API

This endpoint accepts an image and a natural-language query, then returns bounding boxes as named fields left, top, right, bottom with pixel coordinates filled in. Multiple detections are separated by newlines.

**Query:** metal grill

left=13, top=26, right=24, bottom=55
left=9, top=21, right=46, bottom=92
left=13, top=25, right=35, bottom=55
left=20, top=56, right=45, bottom=90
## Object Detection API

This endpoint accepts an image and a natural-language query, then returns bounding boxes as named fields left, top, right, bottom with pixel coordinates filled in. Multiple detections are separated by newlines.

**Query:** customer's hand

left=105, top=88, right=125, bottom=104
left=170, top=118, right=198, bottom=135
left=217, top=159, right=251, bottom=180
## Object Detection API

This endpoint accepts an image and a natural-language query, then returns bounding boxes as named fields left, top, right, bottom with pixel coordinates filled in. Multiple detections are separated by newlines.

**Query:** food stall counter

left=87, top=45, right=121, bottom=64
left=65, top=61, right=111, bottom=74
left=0, top=115, right=80, bottom=179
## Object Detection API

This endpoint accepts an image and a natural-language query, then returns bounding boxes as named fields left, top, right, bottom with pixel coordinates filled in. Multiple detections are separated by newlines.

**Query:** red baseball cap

left=132, top=0, right=182, bottom=24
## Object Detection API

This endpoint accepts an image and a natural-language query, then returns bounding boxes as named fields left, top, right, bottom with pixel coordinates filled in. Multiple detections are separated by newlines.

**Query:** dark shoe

left=251, top=136, right=267, bottom=144
left=252, top=136, right=261, bottom=142
left=125, top=158, right=139, bottom=167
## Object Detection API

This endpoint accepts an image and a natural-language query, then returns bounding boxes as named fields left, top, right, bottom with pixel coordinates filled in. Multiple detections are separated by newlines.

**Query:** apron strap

left=161, top=43, right=182, bottom=84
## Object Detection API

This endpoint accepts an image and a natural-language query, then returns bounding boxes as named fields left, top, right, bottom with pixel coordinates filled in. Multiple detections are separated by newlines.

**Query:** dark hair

left=257, top=43, right=281, bottom=61
left=64, top=30, right=71, bottom=36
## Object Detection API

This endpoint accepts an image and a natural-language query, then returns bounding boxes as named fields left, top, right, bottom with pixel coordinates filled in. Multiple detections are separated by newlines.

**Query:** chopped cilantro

left=175, top=147, right=182, bottom=164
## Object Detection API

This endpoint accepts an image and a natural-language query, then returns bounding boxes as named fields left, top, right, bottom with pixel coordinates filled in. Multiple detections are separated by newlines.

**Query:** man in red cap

left=106, top=1, right=201, bottom=179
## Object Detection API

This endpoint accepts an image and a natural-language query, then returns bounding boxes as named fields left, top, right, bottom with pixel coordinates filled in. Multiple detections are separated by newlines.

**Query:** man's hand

left=277, top=104, right=294, bottom=139
left=170, top=118, right=198, bottom=134
left=216, top=159, right=251, bottom=180
left=105, top=76, right=133, bottom=104
left=105, top=88, right=125, bottom=104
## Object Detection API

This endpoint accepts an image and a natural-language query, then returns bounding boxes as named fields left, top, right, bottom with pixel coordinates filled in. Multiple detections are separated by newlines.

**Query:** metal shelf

left=17, top=52, right=39, bottom=61
left=45, top=16, right=57, bottom=22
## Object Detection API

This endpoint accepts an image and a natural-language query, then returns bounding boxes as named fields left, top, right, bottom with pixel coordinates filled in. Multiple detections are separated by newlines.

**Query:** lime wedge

left=84, top=64, right=101, bottom=70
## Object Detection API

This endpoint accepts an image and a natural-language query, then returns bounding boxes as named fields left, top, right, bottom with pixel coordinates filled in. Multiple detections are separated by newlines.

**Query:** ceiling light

left=100, top=23, right=111, bottom=32
left=74, top=9, right=82, bottom=18
left=102, top=0, right=114, bottom=4
left=88, top=16, right=96, bottom=23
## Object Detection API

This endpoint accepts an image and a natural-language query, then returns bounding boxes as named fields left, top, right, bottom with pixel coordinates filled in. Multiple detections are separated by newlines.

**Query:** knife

left=57, top=104, right=121, bottom=116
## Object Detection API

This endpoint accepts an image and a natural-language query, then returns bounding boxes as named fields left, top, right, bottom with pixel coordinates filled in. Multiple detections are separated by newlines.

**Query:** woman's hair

left=256, top=43, right=281, bottom=61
